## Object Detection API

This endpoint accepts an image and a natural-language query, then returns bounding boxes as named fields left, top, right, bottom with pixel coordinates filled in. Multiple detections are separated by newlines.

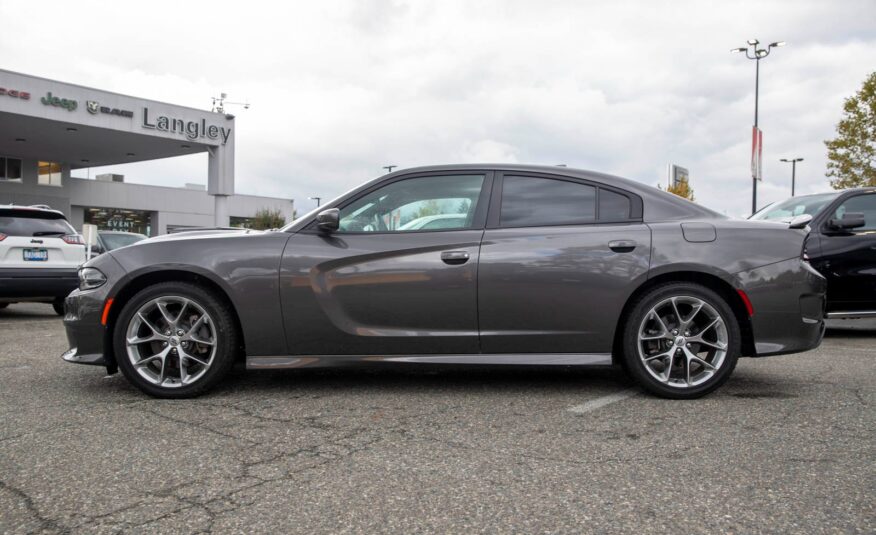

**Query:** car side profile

left=751, top=187, right=876, bottom=318
left=62, top=165, right=826, bottom=399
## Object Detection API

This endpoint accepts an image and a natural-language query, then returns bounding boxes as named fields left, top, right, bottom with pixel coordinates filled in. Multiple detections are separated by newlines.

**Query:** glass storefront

left=84, top=207, right=152, bottom=236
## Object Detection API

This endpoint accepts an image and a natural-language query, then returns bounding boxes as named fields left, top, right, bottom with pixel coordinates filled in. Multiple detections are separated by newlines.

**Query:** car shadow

left=0, top=303, right=59, bottom=321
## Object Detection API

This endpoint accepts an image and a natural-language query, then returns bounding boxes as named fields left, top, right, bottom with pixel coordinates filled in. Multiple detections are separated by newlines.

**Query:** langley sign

left=141, top=108, right=231, bottom=145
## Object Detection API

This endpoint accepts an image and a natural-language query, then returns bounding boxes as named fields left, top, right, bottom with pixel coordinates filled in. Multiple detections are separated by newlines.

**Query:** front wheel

left=52, top=299, right=65, bottom=316
left=621, top=283, right=740, bottom=399
left=113, top=282, right=238, bottom=398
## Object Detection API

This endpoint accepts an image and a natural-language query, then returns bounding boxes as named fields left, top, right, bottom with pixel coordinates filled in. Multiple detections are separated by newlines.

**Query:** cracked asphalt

left=0, top=303, right=873, bottom=534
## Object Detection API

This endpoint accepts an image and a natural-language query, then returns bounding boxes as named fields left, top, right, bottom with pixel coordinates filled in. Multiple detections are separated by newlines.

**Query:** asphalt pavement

left=0, top=302, right=873, bottom=534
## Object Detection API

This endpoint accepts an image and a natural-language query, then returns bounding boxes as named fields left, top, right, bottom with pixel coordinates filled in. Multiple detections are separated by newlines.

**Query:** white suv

left=0, top=205, right=86, bottom=315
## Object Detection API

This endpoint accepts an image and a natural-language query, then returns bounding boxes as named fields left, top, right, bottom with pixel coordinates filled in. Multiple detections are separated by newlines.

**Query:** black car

left=751, top=187, right=876, bottom=318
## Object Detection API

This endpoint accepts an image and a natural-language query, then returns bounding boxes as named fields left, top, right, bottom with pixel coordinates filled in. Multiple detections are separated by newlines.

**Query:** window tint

left=338, top=174, right=484, bottom=233
left=599, top=189, right=631, bottom=220
left=100, top=233, right=146, bottom=250
left=833, top=194, right=876, bottom=231
left=0, top=211, right=75, bottom=237
left=500, top=176, right=595, bottom=227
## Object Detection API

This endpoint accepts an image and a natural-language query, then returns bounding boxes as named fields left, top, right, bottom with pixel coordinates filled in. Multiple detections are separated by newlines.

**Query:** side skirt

left=247, top=353, right=613, bottom=370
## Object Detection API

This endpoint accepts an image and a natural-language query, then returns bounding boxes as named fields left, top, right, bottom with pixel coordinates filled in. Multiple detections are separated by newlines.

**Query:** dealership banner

left=751, top=126, right=763, bottom=181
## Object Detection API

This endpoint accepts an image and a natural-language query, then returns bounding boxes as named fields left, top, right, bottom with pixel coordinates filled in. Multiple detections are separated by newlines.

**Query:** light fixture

left=126, top=152, right=135, bottom=157
left=731, top=47, right=747, bottom=53
left=15, top=138, right=25, bottom=142
left=769, top=41, right=786, bottom=48
left=747, top=38, right=759, bottom=45
left=81, top=159, right=90, bottom=163
left=181, top=144, right=191, bottom=149
left=66, top=127, right=78, bottom=132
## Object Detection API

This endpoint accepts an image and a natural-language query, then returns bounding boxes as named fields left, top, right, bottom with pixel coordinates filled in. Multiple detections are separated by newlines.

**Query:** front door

left=812, top=191, right=876, bottom=314
left=280, top=172, right=492, bottom=355
left=478, top=173, right=651, bottom=354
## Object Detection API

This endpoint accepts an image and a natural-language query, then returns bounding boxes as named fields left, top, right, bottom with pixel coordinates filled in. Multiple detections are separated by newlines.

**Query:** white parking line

left=568, top=388, right=638, bottom=414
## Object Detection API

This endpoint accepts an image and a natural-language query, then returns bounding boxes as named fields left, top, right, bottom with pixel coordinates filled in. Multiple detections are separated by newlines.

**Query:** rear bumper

left=0, top=268, right=78, bottom=299
left=737, top=258, right=827, bottom=357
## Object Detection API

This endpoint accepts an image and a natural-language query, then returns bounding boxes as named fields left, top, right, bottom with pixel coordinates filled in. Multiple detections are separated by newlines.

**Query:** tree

left=825, top=71, right=876, bottom=189
left=660, top=180, right=695, bottom=202
left=251, top=208, right=285, bottom=230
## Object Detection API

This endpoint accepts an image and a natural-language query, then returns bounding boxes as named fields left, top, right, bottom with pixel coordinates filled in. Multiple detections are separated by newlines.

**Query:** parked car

left=1, top=205, right=85, bottom=315
left=92, top=231, right=147, bottom=254
left=751, top=187, right=876, bottom=318
left=62, top=164, right=826, bottom=399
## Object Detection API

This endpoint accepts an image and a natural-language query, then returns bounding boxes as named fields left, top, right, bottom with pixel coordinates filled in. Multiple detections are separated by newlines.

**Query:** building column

left=214, top=195, right=229, bottom=227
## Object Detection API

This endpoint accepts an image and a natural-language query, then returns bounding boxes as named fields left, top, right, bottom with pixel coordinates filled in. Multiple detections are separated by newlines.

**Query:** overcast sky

left=2, top=0, right=874, bottom=216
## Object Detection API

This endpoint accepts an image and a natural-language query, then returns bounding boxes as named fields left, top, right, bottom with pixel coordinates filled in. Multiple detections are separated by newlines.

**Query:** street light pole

left=383, top=165, right=397, bottom=174
left=780, top=157, right=804, bottom=196
left=732, top=39, right=785, bottom=215
left=308, top=196, right=322, bottom=207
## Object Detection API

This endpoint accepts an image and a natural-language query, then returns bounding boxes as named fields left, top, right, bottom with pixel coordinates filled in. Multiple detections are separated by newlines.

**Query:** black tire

left=621, top=282, right=740, bottom=399
left=52, top=299, right=65, bottom=316
left=0, top=303, right=8, bottom=309
left=113, top=281, right=239, bottom=398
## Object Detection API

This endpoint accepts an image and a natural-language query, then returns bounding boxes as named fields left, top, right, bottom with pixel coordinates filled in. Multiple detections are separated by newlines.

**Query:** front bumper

left=0, top=268, right=78, bottom=299
left=737, top=258, right=827, bottom=357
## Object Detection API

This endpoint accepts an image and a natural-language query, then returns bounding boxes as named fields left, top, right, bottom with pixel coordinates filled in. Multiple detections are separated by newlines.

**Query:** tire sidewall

left=113, top=281, right=236, bottom=398
left=622, top=283, right=741, bottom=399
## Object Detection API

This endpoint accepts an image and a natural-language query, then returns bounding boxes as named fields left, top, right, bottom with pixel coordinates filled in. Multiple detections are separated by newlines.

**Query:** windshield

left=100, top=232, right=146, bottom=250
left=750, top=193, right=839, bottom=222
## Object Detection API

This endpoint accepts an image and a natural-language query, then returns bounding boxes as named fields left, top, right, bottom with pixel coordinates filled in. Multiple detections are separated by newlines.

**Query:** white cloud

left=1, top=0, right=874, bottom=216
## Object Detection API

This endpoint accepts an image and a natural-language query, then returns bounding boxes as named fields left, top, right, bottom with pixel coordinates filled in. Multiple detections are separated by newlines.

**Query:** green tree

left=251, top=208, right=285, bottom=230
left=825, top=71, right=876, bottom=189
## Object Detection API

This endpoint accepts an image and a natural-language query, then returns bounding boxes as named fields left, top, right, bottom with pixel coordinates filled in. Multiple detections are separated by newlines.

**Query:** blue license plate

left=23, top=249, right=48, bottom=261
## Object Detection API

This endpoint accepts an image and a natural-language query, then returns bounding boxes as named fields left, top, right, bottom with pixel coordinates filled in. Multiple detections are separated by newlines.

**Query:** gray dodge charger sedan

left=62, top=165, right=826, bottom=399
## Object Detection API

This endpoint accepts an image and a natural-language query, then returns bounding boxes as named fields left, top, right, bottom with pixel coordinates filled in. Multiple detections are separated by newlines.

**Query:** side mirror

left=316, top=208, right=340, bottom=232
left=90, top=245, right=104, bottom=255
left=828, top=212, right=866, bottom=231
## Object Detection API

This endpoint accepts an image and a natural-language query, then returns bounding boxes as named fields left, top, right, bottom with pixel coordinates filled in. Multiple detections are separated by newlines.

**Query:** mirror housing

left=828, top=212, right=866, bottom=231
left=316, top=208, right=340, bottom=233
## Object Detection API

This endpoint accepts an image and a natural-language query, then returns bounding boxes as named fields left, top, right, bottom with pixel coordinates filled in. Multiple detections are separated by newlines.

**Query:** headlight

left=79, top=267, right=107, bottom=291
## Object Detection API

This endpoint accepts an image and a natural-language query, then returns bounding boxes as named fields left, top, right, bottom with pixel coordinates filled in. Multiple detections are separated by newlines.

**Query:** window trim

left=487, top=172, right=643, bottom=230
left=301, top=170, right=495, bottom=235
left=0, top=155, right=24, bottom=182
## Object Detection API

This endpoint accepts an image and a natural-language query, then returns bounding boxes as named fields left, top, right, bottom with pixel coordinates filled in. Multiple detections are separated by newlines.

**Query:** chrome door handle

left=441, top=251, right=470, bottom=265
left=608, top=240, right=637, bottom=253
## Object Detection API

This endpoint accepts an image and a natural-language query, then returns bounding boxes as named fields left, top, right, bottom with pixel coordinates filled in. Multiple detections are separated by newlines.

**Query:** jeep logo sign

left=40, top=91, right=77, bottom=111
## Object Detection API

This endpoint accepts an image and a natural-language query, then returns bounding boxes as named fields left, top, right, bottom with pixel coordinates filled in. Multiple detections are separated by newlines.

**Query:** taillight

left=62, top=234, right=84, bottom=245
left=0, top=233, right=6, bottom=241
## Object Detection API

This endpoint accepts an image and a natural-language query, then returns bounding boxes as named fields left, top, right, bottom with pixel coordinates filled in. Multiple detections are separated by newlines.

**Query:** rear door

left=478, top=173, right=651, bottom=354
left=280, top=172, right=492, bottom=355
left=812, top=191, right=876, bottom=314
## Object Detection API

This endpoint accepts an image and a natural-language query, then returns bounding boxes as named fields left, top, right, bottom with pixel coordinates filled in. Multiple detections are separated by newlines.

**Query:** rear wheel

left=113, top=282, right=238, bottom=398
left=52, top=299, right=65, bottom=316
left=621, top=282, right=740, bottom=399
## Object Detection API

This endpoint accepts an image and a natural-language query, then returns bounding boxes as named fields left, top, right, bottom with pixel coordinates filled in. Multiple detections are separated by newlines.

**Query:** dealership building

left=0, top=69, right=295, bottom=235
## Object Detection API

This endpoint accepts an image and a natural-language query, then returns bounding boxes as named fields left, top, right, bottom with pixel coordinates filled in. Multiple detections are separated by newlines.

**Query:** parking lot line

left=567, top=388, right=638, bottom=414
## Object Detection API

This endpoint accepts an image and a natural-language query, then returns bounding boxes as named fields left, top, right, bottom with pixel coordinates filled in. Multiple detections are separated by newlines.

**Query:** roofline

left=0, top=68, right=218, bottom=116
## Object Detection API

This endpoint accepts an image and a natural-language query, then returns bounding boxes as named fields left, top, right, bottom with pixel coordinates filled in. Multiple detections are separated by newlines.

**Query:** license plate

left=23, top=249, right=48, bottom=261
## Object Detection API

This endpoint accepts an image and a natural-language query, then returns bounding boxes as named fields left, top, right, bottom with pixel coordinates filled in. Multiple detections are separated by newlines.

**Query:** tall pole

left=753, top=57, right=760, bottom=215
left=733, top=39, right=784, bottom=215
left=791, top=160, right=796, bottom=196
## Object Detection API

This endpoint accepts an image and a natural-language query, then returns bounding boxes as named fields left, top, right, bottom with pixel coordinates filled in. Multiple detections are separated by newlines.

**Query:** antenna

left=211, top=92, right=250, bottom=114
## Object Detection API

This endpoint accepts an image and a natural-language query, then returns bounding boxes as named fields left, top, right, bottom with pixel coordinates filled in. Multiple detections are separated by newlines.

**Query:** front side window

left=338, top=175, right=485, bottom=233
left=832, top=194, right=876, bottom=231
left=500, top=176, right=596, bottom=227
left=38, top=161, right=62, bottom=186
left=751, top=193, right=839, bottom=222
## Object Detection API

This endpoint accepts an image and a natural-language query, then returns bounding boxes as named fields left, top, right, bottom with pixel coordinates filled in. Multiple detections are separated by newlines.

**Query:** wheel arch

left=103, top=268, right=246, bottom=372
left=612, top=270, right=756, bottom=364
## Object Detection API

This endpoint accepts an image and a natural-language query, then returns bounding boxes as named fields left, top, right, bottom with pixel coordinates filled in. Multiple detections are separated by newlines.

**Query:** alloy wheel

left=637, top=295, right=729, bottom=388
left=125, top=296, right=217, bottom=388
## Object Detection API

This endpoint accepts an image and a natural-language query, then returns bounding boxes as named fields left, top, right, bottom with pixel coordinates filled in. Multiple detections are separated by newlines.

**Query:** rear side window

left=501, top=176, right=596, bottom=227
left=599, top=189, right=631, bottom=220
left=0, top=211, right=75, bottom=237
left=833, top=194, right=876, bottom=231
